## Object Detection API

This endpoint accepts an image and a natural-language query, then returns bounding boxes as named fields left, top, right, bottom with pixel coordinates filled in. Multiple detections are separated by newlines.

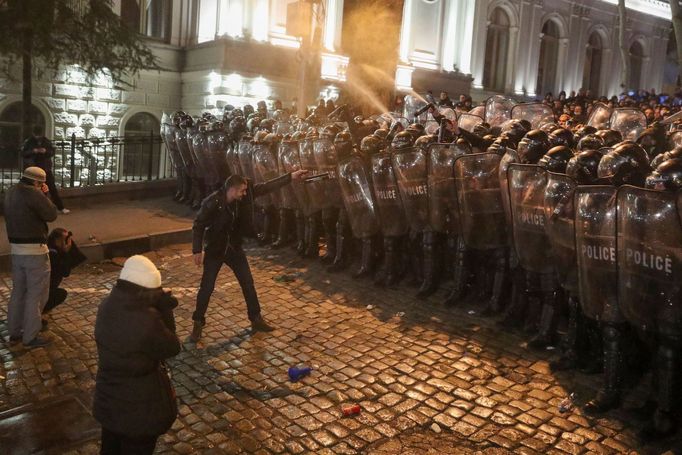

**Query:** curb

left=0, top=227, right=192, bottom=272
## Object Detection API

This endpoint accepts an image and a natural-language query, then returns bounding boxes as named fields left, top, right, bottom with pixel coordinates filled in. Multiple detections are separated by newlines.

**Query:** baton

left=303, top=172, right=331, bottom=183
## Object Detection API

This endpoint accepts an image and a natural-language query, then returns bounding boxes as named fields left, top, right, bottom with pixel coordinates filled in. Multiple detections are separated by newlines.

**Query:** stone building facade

left=0, top=0, right=673, bottom=154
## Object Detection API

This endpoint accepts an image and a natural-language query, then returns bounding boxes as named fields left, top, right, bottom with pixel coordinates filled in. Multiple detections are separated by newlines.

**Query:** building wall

left=397, top=0, right=672, bottom=100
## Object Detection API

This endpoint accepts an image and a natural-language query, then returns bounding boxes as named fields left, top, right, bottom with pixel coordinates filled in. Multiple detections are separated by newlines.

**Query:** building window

left=582, top=32, right=602, bottom=94
left=483, top=8, right=510, bottom=92
left=0, top=102, right=46, bottom=169
left=629, top=41, right=644, bottom=90
left=536, top=20, right=560, bottom=97
left=122, top=112, right=161, bottom=178
left=121, top=0, right=172, bottom=42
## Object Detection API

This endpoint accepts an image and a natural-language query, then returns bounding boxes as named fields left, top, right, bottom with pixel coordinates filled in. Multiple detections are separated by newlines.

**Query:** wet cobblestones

left=0, top=242, right=680, bottom=454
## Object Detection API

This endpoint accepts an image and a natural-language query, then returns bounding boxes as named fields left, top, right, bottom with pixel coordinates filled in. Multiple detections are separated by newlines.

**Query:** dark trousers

left=100, top=427, right=158, bottom=455
left=43, top=287, right=67, bottom=314
left=193, top=247, right=262, bottom=324
left=46, top=170, right=64, bottom=210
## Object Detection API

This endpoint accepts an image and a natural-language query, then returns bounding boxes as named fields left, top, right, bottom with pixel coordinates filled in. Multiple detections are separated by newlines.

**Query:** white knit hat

left=119, top=255, right=162, bottom=288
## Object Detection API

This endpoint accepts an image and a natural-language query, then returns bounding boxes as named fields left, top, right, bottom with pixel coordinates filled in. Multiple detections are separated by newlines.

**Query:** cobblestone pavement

left=0, top=243, right=680, bottom=454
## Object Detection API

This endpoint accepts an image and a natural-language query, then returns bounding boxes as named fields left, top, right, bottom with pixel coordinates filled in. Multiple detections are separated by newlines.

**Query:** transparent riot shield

left=610, top=108, right=647, bottom=142
left=251, top=144, right=281, bottom=207
left=191, top=130, right=215, bottom=186
left=544, top=172, right=578, bottom=293
left=226, top=142, right=242, bottom=177
left=427, top=143, right=467, bottom=234
left=617, top=186, right=682, bottom=332
left=299, top=139, right=329, bottom=213
left=511, top=103, right=556, bottom=130
left=337, top=156, right=380, bottom=239
left=458, top=114, right=484, bottom=133
left=160, top=115, right=182, bottom=169
left=392, top=147, right=429, bottom=232
left=371, top=152, right=408, bottom=237
left=485, top=95, right=517, bottom=128
left=575, top=186, right=621, bottom=323
left=312, top=138, right=343, bottom=208
left=454, top=153, right=507, bottom=250
left=499, top=148, right=518, bottom=229
left=174, top=127, right=197, bottom=171
left=507, top=164, right=553, bottom=274
left=237, top=140, right=256, bottom=181
left=206, top=129, right=231, bottom=184
left=277, top=141, right=301, bottom=211
left=587, top=102, right=612, bottom=129
left=469, top=105, right=485, bottom=118
left=671, top=131, right=682, bottom=148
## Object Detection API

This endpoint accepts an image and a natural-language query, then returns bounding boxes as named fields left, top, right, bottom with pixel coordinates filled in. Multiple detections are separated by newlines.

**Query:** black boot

left=353, top=238, right=374, bottom=279
left=272, top=209, right=291, bottom=249
left=641, top=339, right=679, bottom=440
left=585, top=324, right=622, bottom=414
left=327, top=231, right=349, bottom=273
left=376, top=237, right=398, bottom=287
left=480, top=248, right=508, bottom=315
left=320, top=208, right=338, bottom=263
left=304, top=215, right=320, bottom=258
left=497, top=270, right=528, bottom=330
left=445, top=236, right=467, bottom=306
left=579, top=320, right=604, bottom=374
left=527, top=291, right=558, bottom=350
left=551, top=295, right=580, bottom=371
left=417, top=231, right=439, bottom=299
left=295, top=211, right=306, bottom=255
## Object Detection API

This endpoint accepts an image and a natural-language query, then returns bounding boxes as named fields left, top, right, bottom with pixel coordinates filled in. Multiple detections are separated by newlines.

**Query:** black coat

left=192, top=173, right=292, bottom=257
left=93, top=280, right=181, bottom=437
left=22, top=135, right=55, bottom=171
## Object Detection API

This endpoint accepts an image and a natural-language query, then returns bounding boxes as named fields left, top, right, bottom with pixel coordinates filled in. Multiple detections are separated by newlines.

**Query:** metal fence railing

left=0, top=132, right=175, bottom=192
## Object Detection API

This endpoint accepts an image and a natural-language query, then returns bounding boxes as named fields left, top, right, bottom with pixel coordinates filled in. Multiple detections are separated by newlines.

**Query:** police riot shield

left=277, top=141, right=301, bottom=211
left=312, top=138, right=343, bottom=208
left=191, top=129, right=216, bottom=186
left=405, top=94, right=428, bottom=123
left=274, top=121, right=293, bottom=136
left=499, top=148, right=518, bottom=228
left=299, top=139, right=329, bottom=213
left=485, top=95, right=517, bottom=128
left=458, top=114, right=484, bottom=133
left=427, top=143, right=467, bottom=234
left=174, top=127, right=197, bottom=172
left=337, top=156, right=380, bottom=239
left=616, top=186, right=682, bottom=332
left=469, top=105, right=485, bottom=118
left=671, top=131, right=682, bottom=148
left=454, top=153, right=507, bottom=250
left=225, top=142, right=242, bottom=177
left=610, top=108, right=647, bottom=142
left=206, top=129, right=231, bottom=184
left=544, top=172, right=578, bottom=293
left=392, top=147, right=429, bottom=232
left=575, top=186, right=621, bottom=323
left=237, top=140, right=256, bottom=181
left=160, top=114, right=182, bottom=169
left=587, top=102, right=612, bottom=129
left=511, top=103, right=555, bottom=130
left=251, top=144, right=281, bottom=207
left=371, top=152, right=408, bottom=237
left=507, top=164, right=554, bottom=274
left=437, top=107, right=457, bottom=122
left=424, top=121, right=440, bottom=135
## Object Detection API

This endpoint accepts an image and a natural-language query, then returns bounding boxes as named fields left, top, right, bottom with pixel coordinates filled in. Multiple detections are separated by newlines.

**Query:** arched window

left=629, top=41, right=645, bottom=90
left=121, top=0, right=171, bottom=41
left=483, top=8, right=510, bottom=92
left=122, top=112, right=161, bottom=178
left=582, top=32, right=602, bottom=94
left=0, top=102, right=46, bottom=169
left=536, top=20, right=560, bottom=97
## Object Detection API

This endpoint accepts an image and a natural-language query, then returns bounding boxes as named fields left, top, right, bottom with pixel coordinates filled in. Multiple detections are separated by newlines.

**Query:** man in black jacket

left=22, top=125, right=68, bottom=213
left=190, top=170, right=307, bottom=341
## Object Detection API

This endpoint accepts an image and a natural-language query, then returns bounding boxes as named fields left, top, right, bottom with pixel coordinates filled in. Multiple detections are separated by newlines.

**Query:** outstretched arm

left=253, top=170, right=308, bottom=198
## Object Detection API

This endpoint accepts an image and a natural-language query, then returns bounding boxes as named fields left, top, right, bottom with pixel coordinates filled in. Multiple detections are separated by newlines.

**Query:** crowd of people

left=6, top=84, right=682, bottom=453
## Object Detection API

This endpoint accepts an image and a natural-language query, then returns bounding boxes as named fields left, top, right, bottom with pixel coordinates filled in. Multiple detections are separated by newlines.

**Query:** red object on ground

left=342, top=404, right=361, bottom=416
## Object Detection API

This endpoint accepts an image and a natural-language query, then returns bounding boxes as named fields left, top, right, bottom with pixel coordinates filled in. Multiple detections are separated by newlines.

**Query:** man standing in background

left=22, top=125, right=70, bottom=214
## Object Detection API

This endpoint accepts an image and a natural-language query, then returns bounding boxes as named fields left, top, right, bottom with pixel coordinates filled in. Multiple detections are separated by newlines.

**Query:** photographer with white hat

left=4, top=166, right=58, bottom=348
